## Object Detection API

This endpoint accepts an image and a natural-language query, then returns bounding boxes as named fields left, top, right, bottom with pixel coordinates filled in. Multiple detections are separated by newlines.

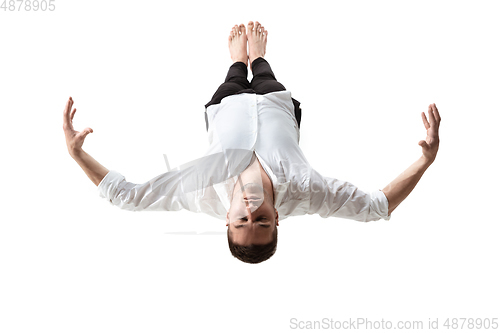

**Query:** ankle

left=250, top=56, right=263, bottom=66
left=233, top=58, right=247, bottom=63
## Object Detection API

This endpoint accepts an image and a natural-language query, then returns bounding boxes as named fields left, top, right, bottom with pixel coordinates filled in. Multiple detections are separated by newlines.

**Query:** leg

left=247, top=22, right=283, bottom=93
left=247, top=21, right=302, bottom=128
left=204, top=61, right=250, bottom=109
left=205, top=24, right=251, bottom=131
left=250, top=57, right=285, bottom=94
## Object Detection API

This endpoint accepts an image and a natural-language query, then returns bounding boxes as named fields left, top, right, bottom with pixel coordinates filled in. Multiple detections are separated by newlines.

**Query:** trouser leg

left=204, top=62, right=251, bottom=130
left=250, top=57, right=302, bottom=128
left=250, top=57, right=286, bottom=93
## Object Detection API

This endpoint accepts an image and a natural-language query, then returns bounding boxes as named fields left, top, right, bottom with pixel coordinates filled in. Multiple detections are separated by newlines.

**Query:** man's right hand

left=418, top=103, right=441, bottom=164
left=63, top=96, right=93, bottom=157
left=62, top=96, right=109, bottom=186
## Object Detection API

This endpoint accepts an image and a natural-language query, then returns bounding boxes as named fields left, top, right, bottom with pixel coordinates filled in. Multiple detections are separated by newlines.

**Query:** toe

left=239, top=24, right=246, bottom=36
left=247, top=21, right=254, bottom=33
left=255, top=21, right=261, bottom=33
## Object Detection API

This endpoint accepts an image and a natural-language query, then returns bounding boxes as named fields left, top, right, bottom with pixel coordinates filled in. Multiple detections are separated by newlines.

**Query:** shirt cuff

left=371, top=190, right=392, bottom=221
left=97, top=170, right=125, bottom=202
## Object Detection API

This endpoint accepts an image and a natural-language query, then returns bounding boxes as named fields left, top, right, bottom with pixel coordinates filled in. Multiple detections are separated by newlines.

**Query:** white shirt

left=97, top=91, right=391, bottom=222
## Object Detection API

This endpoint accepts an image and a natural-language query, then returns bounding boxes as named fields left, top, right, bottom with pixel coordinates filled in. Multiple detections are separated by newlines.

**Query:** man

left=63, top=21, right=441, bottom=264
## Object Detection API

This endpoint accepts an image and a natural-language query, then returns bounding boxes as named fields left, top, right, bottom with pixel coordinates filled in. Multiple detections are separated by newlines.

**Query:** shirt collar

left=213, top=150, right=290, bottom=212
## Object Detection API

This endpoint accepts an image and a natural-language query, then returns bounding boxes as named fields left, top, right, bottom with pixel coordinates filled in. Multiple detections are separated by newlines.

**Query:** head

left=226, top=182, right=279, bottom=264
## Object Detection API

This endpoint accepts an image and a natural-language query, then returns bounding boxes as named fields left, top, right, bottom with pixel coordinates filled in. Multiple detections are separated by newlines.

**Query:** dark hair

left=227, top=225, right=278, bottom=264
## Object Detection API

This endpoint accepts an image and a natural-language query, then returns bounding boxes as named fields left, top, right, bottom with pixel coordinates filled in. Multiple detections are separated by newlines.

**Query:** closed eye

left=239, top=216, right=267, bottom=222
left=235, top=224, right=271, bottom=228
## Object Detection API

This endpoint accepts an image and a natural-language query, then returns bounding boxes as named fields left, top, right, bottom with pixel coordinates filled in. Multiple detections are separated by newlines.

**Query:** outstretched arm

left=63, top=96, right=109, bottom=186
left=382, top=103, right=441, bottom=215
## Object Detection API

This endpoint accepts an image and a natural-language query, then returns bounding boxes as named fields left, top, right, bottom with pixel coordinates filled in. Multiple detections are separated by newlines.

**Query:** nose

left=245, top=202, right=258, bottom=210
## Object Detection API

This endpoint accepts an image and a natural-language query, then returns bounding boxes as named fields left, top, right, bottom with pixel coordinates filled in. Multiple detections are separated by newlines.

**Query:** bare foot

left=228, top=24, right=248, bottom=66
left=247, top=21, right=267, bottom=70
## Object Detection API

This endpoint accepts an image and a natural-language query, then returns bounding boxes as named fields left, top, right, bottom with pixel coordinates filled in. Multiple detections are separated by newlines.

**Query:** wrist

left=70, top=148, right=85, bottom=160
left=419, top=155, right=434, bottom=168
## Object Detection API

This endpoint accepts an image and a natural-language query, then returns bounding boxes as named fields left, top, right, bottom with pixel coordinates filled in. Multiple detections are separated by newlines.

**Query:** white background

left=1, top=0, right=499, bottom=332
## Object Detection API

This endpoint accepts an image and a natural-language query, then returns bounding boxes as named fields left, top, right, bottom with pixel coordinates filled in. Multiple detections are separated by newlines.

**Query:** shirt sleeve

left=307, top=168, right=391, bottom=222
left=97, top=169, right=194, bottom=212
left=96, top=149, right=256, bottom=214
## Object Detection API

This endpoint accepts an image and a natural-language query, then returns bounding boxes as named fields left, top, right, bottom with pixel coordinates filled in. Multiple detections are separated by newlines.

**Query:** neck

left=232, top=154, right=274, bottom=205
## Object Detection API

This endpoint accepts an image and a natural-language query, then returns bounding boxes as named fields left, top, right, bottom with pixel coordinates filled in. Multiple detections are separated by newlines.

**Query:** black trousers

left=204, top=57, right=302, bottom=131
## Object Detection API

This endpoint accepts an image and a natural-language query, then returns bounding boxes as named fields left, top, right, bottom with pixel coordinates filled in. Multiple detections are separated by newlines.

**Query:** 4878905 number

left=1, top=0, right=55, bottom=11
left=443, top=318, right=498, bottom=330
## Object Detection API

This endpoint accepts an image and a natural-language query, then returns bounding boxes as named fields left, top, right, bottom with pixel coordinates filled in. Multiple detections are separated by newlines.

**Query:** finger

left=421, top=111, right=430, bottom=130
left=64, top=97, right=71, bottom=115
left=63, top=97, right=74, bottom=130
left=428, top=105, right=437, bottom=127
left=77, top=127, right=93, bottom=140
left=432, top=103, right=441, bottom=123
left=418, top=140, right=430, bottom=150
left=70, top=108, right=76, bottom=121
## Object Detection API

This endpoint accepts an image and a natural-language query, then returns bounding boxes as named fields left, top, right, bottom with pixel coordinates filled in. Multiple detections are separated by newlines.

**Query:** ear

left=226, top=211, right=230, bottom=227
left=275, top=208, right=279, bottom=226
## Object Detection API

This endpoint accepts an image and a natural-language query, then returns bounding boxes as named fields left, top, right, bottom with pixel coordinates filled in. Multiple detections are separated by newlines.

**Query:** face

left=226, top=182, right=279, bottom=246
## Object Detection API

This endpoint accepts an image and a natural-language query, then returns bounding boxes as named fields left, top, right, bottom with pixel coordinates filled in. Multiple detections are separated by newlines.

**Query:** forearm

left=382, top=156, right=432, bottom=215
left=70, top=149, right=109, bottom=186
